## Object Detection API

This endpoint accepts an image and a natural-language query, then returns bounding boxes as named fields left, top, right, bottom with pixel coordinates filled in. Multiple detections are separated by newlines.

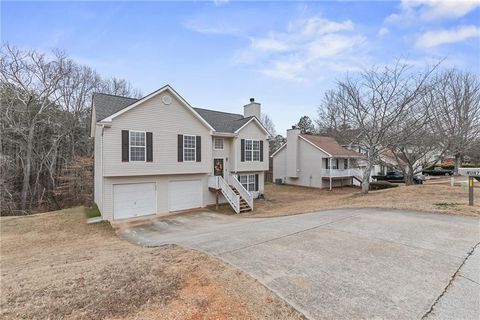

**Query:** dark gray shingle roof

left=193, top=108, right=252, bottom=133
left=93, top=93, right=138, bottom=121
left=93, top=93, right=252, bottom=133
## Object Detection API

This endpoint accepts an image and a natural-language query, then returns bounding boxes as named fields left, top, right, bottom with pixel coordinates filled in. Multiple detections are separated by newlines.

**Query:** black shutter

left=177, top=134, right=183, bottom=162
left=122, top=130, right=129, bottom=162
left=241, top=139, right=245, bottom=162
left=260, top=140, right=264, bottom=162
left=255, top=174, right=259, bottom=191
left=146, top=132, right=153, bottom=162
left=196, top=136, right=201, bottom=162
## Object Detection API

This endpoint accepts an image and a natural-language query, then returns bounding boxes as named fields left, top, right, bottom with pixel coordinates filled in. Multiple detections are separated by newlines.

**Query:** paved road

left=119, top=209, right=480, bottom=320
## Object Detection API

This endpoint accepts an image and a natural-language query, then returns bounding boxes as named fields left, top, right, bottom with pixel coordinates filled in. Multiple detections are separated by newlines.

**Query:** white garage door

left=169, top=180, right=202, bottom=212
left=113, top=183, right=156, bottom=220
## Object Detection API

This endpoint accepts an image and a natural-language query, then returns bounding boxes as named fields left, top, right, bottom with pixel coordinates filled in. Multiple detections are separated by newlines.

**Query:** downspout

left=100, top=124, right=105, bottom=216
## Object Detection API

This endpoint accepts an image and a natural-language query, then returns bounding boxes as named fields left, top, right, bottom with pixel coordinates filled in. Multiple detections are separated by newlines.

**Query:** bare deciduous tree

left=0, top=45, right=140, bottom=214
left=318, top=62, right=438, bottom=193
left=430, top=70, right=480, bottom=175
left=261, top=113, right=276, bottom=136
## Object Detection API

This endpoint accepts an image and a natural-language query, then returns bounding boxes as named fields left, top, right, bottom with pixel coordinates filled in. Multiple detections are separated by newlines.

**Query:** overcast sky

left=2, top=0, right=480, bottom=134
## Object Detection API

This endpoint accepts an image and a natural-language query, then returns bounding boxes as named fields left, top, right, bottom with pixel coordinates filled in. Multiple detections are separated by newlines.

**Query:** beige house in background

left=91, top=85, right=269, bottom=221
left=272, top=127, right=364, bottom=189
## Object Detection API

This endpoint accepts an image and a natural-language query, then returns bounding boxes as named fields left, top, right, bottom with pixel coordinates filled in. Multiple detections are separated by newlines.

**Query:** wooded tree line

left=0, top=45, right=141, bottom=215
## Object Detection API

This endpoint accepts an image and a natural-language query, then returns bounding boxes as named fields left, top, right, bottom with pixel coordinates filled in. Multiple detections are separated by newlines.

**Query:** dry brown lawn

left=0, top=208, right=303, bottom=320
left=212, top=181, right=479, bottom=218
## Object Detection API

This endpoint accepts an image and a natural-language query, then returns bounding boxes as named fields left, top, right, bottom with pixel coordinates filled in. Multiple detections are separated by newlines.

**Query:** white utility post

left=329, top=157, right=332, bottom=191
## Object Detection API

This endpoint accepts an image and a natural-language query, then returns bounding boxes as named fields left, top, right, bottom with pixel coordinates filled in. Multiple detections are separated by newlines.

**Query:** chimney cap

left=249, top=98, right=255, bottom=103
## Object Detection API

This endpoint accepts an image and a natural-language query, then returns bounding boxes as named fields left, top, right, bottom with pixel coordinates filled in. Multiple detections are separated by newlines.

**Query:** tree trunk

left=454, top=154, right=461, bottom=176
left=404, top=164, right=415, bottom=185
left=20, top=126, right=35, bottom=211
left=361, top=162, right=373, bottom=194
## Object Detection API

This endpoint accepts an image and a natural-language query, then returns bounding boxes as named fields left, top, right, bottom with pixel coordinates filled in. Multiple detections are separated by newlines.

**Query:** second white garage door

left=169, top=180, right=202, bottom=212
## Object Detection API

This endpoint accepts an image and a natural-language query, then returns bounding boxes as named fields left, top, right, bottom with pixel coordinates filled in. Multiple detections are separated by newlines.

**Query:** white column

left=329, top=157, right=332, bottom=191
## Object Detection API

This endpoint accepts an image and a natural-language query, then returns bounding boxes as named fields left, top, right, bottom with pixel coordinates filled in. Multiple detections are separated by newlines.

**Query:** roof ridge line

left=194, top=107, right=243, bottom=117
left=93, top=92, right=140, bottom=100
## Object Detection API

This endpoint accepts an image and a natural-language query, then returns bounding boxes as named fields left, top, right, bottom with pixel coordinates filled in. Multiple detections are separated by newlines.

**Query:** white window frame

left=239, top=174, right=257, bottom=192
left=326, top=158, right=338, bottom=169
left=129, top=130, right=146, bottom=162
left=214, top=138, right=224, bottom=150
left=183, top=134, right=196, bottom=162
left=245, top=139, right=260, bottom=162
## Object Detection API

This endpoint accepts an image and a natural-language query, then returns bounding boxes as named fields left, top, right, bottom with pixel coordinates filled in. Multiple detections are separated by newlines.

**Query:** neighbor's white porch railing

left=320, top=168, right=363, bottom=177
left=228, top=174, right=254, bottom=210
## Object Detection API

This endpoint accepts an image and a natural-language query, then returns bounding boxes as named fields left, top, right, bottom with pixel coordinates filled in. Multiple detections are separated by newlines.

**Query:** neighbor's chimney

left=244, top=98, right=261, bottom=119
left=286, top=126, right=301, bottom=178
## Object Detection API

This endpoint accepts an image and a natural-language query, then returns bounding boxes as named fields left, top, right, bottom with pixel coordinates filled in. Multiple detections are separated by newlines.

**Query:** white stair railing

left=228, top=175, right=253, bottom=210
left=218, top=176, right=240, bottom=213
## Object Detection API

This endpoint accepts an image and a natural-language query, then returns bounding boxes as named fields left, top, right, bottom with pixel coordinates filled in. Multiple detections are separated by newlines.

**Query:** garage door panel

left=169, top=180, right=202, bottom=212
left=113, top=183, right=156, bottom=220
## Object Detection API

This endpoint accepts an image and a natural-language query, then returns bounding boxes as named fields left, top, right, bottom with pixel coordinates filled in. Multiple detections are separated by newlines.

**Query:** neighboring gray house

left=91, top=85, right=269, bottom=221
left=272, top=127, right=364, bottom=189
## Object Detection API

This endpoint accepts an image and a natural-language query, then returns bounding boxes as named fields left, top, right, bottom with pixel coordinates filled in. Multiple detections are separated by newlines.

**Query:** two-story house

left=272, top=127, right=364, bottom=190
left=91, top=85, right=269, bottom=221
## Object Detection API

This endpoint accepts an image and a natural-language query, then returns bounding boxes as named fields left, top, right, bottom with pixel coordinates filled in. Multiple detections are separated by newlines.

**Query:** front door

left=214, top=159, right=224, bottom=177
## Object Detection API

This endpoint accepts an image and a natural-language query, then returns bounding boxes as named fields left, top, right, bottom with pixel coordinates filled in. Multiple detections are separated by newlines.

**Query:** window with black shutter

left=241, top=139, right=245, bottom=162
left=121, top=130, right=129, bottom=162
left=196, top=136, right=201, bottom=162
left=146, top=132, right=153, bottom=162
left=178, top=134, right=183, bottom=162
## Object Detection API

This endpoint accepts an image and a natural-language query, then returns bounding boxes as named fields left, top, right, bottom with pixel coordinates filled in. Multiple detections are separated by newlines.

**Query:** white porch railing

left=228, top=175, right=254, bottom=210
left=320, top=168, right=363, bottom=177
left=208, top=176, right=220, bottom=189
left=217, top=176, right=241, bottom=213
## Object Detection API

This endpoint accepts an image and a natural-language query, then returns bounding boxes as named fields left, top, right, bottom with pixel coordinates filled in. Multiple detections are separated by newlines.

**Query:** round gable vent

left=162, top=95, right=172, bottom=105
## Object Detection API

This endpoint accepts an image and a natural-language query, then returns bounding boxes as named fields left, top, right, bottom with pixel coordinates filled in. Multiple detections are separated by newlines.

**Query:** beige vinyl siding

left=102, top=91, right=212, bottom=177
left=272, top=146, right=287, bottom=183
left=102, top=173, right=216, bottom=221
left=234, top=120, right=269, bottom=172
left=94, top=124, right=103, bottom=211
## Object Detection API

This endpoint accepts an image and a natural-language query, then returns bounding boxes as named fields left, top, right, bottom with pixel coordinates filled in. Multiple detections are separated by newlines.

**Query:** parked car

left=422, top=167, right=453, bottom=176
left=372, top=171, right=425, bottom=184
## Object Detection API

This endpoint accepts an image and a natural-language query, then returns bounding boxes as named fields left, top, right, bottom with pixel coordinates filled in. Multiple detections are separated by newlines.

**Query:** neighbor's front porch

left=321, top=157, right=363, bottom=190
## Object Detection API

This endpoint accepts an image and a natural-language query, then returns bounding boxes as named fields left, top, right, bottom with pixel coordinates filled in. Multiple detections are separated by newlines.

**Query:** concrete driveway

left=119, top=209, right=480, bottom=320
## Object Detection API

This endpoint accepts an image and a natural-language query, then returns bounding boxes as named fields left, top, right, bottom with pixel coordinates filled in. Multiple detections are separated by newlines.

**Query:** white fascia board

left=234, top=117, right=270, bottom=136
left=270, top=143, right=287, bottom=158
